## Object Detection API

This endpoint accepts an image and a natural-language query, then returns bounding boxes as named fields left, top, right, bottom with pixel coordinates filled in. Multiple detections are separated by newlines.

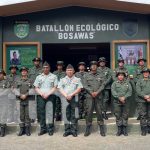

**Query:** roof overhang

left=0, top=0, right=149, bottom=17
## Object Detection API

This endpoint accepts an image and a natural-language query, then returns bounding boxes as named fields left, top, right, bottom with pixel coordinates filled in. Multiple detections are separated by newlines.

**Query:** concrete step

left=5, top=117, right=142, bottom=135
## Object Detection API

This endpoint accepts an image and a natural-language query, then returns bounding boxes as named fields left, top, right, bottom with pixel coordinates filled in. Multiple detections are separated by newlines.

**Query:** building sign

left=36, top=23, right=119, bottom=40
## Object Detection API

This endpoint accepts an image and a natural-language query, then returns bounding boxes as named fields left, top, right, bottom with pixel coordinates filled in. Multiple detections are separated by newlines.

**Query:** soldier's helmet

left=43, top=61, right=50, bottom=67
left=141, top=68, right=150, bottom=73
left=0, top=69, right=6, bottom=76
left=66, top=64, right=74, bottom=70
left=32, top=57, right=42, bottom=62
left=98, top=57, right=107, bottom=63
left=117, top=58, right=124, bottom=63
left=9, top=65, right=19, bottom=70
left=78, top=62, right=86, bottom=66
left=116, top=71, right=127, bottom=77
left=20, top=67, right=29, bottom=72
left=137, top=58, right=147, bottom=63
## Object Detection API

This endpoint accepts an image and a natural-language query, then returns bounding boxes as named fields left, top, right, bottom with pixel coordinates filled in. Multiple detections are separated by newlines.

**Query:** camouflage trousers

left=102, top=89, right=110, bottom=112
left=138, top=102, right=150, bottom=127
left=85, top=95, right=104, bottom=126
left=114, top=103, right=129, bottom=126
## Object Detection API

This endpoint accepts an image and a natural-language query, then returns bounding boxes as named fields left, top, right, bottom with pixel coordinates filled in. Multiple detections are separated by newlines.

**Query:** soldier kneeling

left=136, top=68, right=150, bottom=136
left=111, top=71, right=132, bottom=136
left=15, top=67, right=33, bottom=136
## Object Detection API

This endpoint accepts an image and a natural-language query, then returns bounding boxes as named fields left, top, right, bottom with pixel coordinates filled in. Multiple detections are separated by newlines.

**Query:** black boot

left=103, top=112, right=108, bottom=120
left=99, top=125, right=106, bottom=137
left=137, top=115, right=141, bottom=120
left=25, top=126, right=31, bottom=136
left=38, top=130, right=47, bottom=136
left=122, top=126, right=128, bottom=136
left=0, top=126, right=6, bottom=137
left=84, top=125, right=91, bottom=137
left=147, top=126, right=150, bottom=134
left=116, top=126, right=122, bottom=136
left=18, top=127, right=25, bottom=136
left=55, top=114, right=62, bottom=121
left=48, top=124, right=54, bottom=136
left=141, top=126, right=147, bottom=136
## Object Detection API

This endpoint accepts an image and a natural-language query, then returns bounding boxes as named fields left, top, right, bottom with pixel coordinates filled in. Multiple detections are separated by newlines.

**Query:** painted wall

left=0, top=17, right=2, bottom=68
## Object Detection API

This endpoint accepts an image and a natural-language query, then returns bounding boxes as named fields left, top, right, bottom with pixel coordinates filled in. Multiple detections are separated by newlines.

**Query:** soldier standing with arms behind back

left=75, top=62, right=88, bottom=119
left=136, top=68, right=150, bottom=136
left=111, top=71, right=132, bottom=136
left=53, top=61, right=66, bottom=121
left=83, top=61, right=106, bottom=137
left=98, top=57, right=112, bottom=120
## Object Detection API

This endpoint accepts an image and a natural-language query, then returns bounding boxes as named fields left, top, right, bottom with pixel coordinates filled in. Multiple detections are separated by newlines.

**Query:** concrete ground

left=0, top=133, right=150, bottom=150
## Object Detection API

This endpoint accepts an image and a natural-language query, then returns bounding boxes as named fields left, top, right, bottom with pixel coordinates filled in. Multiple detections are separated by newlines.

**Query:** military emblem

left=123, top=19, right=138, bottom=37
left=14, top=21, right=29, bottom=39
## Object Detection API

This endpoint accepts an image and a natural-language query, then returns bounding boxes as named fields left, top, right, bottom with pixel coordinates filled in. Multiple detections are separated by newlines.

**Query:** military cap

left=116, top=71, right=127, bottom=77
left=32, top=57, right=41, bottom=62
left=118, top=58, right=124, bottom=63
left=20, top=67, right=29, bottom=72
left=43, top=61, right=50, bottom=67
left=56, top=61, right=64, bottom=66
left=90, top=61, right=97, bottom=66
left=0, top=69, right=6, bottom=75
left=66, top=64, right=74, bottom=70
left=78, top=62, right=86, bottom=66
left=98, top=57, right=107, bottom=62
left=137, top=58, right=147, bottom=63
left=9, top=65, right=19, bottom=70
left=141, top=68, right=150, bottom=73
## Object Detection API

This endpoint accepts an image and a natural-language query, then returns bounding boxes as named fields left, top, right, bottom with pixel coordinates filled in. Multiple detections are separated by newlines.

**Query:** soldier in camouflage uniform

left=75, top=62, right=88, bottom=119
left=53, top=61, right=66, bottom=121
left=7, top=65, right=19, bottom=123
left=29, top=57, right=42, bottom=122
left=58, top=64, right=83, bottom=137
left=83, top=61, right=106, bottom=137
left=0, top=69, right=10, bottom=137
left=15, top=67, right=33, bottom=136
left=98, top=57, right=112, bottom=120
left=111, top=71, right=132, bottom=136
left=133, top=58, right=147, bottom=120
left=112, top=59, right=128, bottom=81
left=136, top=68, right=150, bottom=136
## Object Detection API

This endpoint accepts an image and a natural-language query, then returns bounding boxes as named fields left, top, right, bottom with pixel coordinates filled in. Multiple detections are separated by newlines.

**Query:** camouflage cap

left=0, top=69, right=6, bottom=75
left=56, top=61, right=64, bottom=66
left=78, top=62, right=86, bottom=66
left=90, top=61, right=98, bottom=66
left=116, top=71, right=127, bottom=77
left=141, top=68, right=150, bottom=73
left=9, top=65, right=19, bottom=70
left=98, top=57, right=107, bottom=62
left=118, top=59, right=124, bottom=63
left=137, top=58, right=147, bottom=63
left=20, top=67, right=29, bottom=72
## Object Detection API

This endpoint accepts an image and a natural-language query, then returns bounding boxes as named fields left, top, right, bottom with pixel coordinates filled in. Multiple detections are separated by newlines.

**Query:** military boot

left=99, top=125, right=106, bottom=137
left=103, top=112, right=108, bottom=120
left=18, top=127, right=25, bottom=136
left=122, top=126, right=128, bottom=136
left=25, top=126, right=31, bottom=136
left=0, top=125, right=6, bottom=137
left=141, top=126, right=147, bottom=136
left=84, top=125, right=91, bottom=137
left=147, top=126, right=150, bottom=134
left=116, top=126, right=122, bottom=136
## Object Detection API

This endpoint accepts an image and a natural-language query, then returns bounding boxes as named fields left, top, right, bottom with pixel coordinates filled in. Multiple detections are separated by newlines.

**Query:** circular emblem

left=14, top=23, right=29, bottom=39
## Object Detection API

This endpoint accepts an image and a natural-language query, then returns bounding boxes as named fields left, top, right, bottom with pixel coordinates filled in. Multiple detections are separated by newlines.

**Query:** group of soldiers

left=0, top=56, right=150, bottom=137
